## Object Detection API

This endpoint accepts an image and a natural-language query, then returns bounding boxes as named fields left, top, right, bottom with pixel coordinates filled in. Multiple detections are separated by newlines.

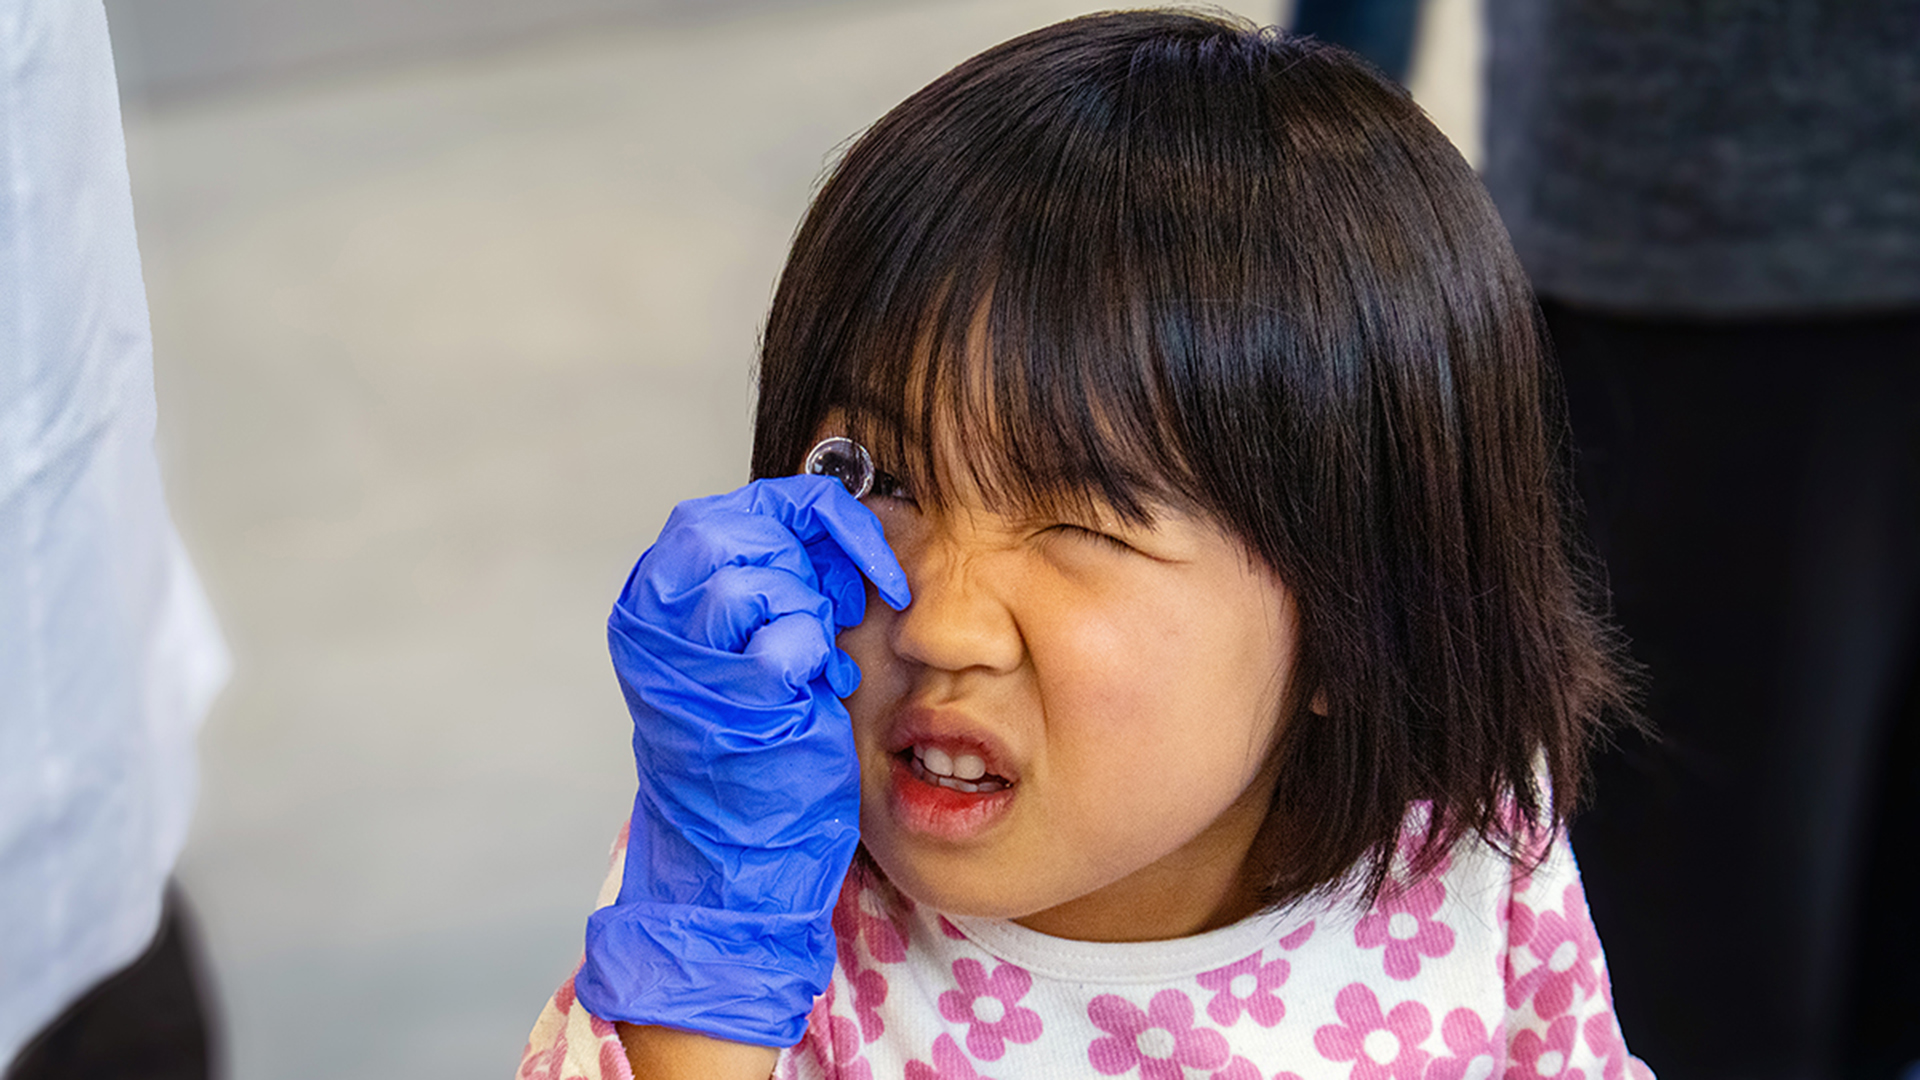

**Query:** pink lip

left=882, top=706, right=1020, bottom=842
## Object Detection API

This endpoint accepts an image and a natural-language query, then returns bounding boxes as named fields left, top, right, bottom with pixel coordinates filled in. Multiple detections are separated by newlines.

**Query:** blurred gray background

left=111, top=1, right=1481, bottom=1077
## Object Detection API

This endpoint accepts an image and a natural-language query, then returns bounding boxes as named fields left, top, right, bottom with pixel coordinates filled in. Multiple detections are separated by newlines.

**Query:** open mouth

left=900, top=745, right=1013, bottom=794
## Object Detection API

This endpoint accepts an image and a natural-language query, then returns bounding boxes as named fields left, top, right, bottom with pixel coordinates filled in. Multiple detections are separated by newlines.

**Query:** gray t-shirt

left=1482, top=0, right=1920, bottom=316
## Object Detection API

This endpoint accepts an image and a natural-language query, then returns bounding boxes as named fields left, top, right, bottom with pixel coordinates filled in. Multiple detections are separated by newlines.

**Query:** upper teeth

left=918, top=746, right=988, bottom=781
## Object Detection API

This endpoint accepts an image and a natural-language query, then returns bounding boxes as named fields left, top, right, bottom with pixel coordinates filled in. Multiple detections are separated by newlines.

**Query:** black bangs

left=754, top=11, right=1305, bottom=529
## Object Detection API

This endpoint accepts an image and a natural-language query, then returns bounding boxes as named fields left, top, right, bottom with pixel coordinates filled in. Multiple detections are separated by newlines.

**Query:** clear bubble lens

left=803, top=436, right=874, bottom=499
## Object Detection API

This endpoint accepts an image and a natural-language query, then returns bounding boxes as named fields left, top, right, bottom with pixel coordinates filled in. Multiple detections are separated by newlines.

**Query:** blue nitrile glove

left=575, top=474, right=910, bottom=1047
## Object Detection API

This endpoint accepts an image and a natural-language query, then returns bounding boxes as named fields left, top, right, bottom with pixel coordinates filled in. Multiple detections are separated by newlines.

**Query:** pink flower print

left=519, top=979, right=581, bottom=1080
left=516, top=1033, right=568, bottom=1080
left=1581, top=1010, right=1629, bottom=1080
left=938, top=915, right=970, bottom=941
left=828, top=876, right=898, bottom=1042
left=1511, top=862, right=1536, bottom=896
left=1391, top=815, right=1451, bottom=880
left=1426, top=1007, right=1502, bottom=1080
left=1278, top=921, right=1316, bottom=950
left=1355, top=876, right=1456, bottom=979
left=796, top=989, right=831, bottom=1070
left=828, top=1015, right=875, bottom=1080
left=1311, top=983, right=1433, bottom=1080
left=1492, top=798, right=1556, bottom=872
left=800, top=1012, right=873, bottom=1080
left=598, top=1036, right=627, bottom=1080
left=1506, top=1015, right=1583, bottom=1080
left=1212, top=1056, right=1264, bottom=1080
left=937, top=959, right=1043, bottom=1060
left=1503, top=897, right=1537, bottom=987
left=1197, top=951, right=1290, bottom=1027
left=1088, top=989, right=1231, bottom=1079
left=519, top=975, right=628, bottom=1080
left=778, top=994, right=835, bottom=1080
left=1211, top=1058, right=1306, bottom=1080
left=828, top=897, right=891, bottom=1043
left=1505, top=884, right=1601, bottom=1020
left=833, top=931, right=889, bottom=1042
left=850, top=974, right=887, bottom=1041
left=833, top=874, right=911, bottom=964
left=906, top=1033, right=995, bottom=1080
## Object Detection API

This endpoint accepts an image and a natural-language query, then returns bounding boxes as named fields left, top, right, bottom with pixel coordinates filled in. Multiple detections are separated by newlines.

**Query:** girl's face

left=837, top=431, right=1302, bottom=942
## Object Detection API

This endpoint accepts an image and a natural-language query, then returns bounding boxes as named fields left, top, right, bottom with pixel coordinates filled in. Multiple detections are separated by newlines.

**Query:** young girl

left=521, top=11, right=1653, bottom=1079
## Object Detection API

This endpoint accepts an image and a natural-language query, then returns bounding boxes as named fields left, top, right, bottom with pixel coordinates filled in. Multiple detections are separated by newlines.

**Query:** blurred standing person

left=1482, top=3, right=1920, bottom=1078
left=1, top=1, right=229, bottom=1077
left=1287, top=0, right=1426, bottom=83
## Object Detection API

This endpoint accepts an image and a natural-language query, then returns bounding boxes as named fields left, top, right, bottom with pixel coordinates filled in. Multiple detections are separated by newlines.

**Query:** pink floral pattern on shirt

left=517, top=986, right=579, bottom=1080
left=834, top=927, right=889, bottom=1042
left=1088, top=989, right=1231, bottom=1079
left=516, top=976, right=628, bottom=1080
left=791, top=981, right=874, bottom=1080
left=1196, top=950, right=1291, bottom=1027
left=519, top=824, right=1654, bottom=1080
left=905, top=1033, right=996, bottom=1080
left=1507, top=1014, right=1583, bottom=1080
left=1355, top=874, right=1457, bottom=980
left=1312, top=983, right=1433, bottom=1080
left=1277, top=921, right=1316, bottom=950
left=1581, top=1010, right=1631, bottom=1080
left=937, top=958, right=1043, bottom=1060
left=832, top=872, right=900, bottom=1042
left=1210, top=1057, right=1306, bottom=1080
left=1506, top=883, right=1602, bottom=1020
left=837, top=869, right=912, bottom=964
left=1211, top=1057, right=1264, bottom=1080
left=816, top=1013, right=874, bottom=1080
left=1426, top=1007, right=1503, bottom=1080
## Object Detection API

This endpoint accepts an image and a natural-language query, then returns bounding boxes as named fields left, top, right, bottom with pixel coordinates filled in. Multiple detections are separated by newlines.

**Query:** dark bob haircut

left=750, top=10, right=1634, bottom=907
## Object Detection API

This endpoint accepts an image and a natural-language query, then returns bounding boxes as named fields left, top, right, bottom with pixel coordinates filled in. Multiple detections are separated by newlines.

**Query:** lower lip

left=885, top=756, right=1016, bottom=842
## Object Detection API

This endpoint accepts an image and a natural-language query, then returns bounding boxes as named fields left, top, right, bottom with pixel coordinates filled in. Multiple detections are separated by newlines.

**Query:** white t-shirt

left=0, top=0, right=228, bottom=1065
left=520, top=824, right=1654, bottom=1080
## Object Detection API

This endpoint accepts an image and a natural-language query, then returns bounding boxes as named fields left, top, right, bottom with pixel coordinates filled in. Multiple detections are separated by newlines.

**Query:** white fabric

left=778, top=835, right=1650, bottom=1079
left=519, top=824, right=1655, bottom=1080
left=0, top=0, right=228, bottom=1066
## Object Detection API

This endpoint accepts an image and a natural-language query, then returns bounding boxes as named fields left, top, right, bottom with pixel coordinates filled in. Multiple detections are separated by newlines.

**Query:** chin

left=856, top=842, right=1047, bottom=921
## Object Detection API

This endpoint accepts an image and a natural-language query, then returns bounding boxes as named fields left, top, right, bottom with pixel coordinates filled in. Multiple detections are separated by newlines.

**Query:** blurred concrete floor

left=123, top=1, right=1480, bottom=1077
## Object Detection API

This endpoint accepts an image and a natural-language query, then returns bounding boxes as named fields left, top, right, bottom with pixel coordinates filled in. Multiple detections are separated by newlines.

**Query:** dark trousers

left=5, top=884, right=218, bottom=1080
left=1544, top=299, right=1920, bottom=1080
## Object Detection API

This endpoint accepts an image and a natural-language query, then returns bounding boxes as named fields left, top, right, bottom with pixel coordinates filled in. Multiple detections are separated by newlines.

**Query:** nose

left=886, top=518, right=1025, bottom=676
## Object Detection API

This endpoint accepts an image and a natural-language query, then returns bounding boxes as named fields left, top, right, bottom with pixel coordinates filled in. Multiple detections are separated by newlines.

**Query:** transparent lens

left=803, top=436, right=874, bottom=499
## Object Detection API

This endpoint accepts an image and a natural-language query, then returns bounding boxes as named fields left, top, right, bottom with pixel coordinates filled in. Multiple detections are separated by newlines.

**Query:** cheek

left=1039, top=585, right=1255, bottom=721
left=1030, top=602, right=1219, bottom=783
left=1036, top=585, right=1290, bottom=788
left=1034, top=609, right=1145, bottom=731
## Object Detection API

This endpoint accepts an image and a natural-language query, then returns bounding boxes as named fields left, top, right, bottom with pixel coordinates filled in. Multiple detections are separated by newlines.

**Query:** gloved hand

left=575, top=474, right=910, bottom=1048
